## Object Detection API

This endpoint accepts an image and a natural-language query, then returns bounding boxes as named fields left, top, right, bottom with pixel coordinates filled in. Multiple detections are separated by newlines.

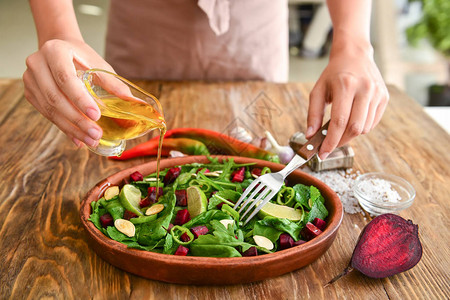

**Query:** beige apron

left=105, top=0, right=288, bottom=82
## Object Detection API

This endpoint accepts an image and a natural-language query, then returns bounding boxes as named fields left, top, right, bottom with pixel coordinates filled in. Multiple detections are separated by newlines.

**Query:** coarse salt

left=357, top=178, right=401, bottom=203
left=304, top=167, right=363, bottom=214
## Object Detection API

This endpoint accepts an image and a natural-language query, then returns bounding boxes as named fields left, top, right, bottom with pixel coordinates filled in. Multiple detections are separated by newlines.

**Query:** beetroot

left=130, top=171, right=144, bottom=182
left=242, top=246, right=258, bottom=256
left=294, top=240, right=307, bottom=246
left=174, top=245, right=189, bottom=256
left=190, top=226, right=209, bottom=238
left=174, top=209, right=191, bottom=225
left=301, top=222, right=323, bottom=240
left=163, top=167, right=181, bottom=185
left=175, top=190, right=187, bottom=206
left=100, top=213, right=114, bottom=228
left=231, top=167, right=245, bottom=183
left=326, top=214, right=423, bottom=286
left=279, top=233, right=294, bottom=250
left=251, top=168, right=262, bottom=177
left=140, top=187, right=163, bottom=208
left=313, top=218, right=327, bottom=231
left=123, top=210, right=137, bottom=220
left=180, top=233, right=191, bottom=243
left=196, top=168, right=210, bottom=174
left=164, top=223, right=174, bottom=233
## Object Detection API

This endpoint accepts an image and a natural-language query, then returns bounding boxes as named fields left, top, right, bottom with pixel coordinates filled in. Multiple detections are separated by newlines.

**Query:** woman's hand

left=23, top=39, right=114, bottom=148
left=306, top=38, right=389, bottom=159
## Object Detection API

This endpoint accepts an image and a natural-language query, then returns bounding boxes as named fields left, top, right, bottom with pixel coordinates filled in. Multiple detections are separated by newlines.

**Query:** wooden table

left=0, top=79, right=449, bottom=299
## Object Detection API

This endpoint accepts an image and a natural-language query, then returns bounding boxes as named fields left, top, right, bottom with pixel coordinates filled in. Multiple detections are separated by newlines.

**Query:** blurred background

left=0, top=0, right=448, bottom=132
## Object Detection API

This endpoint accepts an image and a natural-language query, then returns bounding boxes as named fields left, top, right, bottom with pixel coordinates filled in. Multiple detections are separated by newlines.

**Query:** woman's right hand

left=23, top=39, right=114, bottom=148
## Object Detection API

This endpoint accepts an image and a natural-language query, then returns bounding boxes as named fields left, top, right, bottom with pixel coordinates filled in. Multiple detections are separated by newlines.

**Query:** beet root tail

left=324, top=266, right=354, bottom=288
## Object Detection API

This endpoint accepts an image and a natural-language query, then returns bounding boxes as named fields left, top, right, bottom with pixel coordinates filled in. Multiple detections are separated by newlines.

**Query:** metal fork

left=234, top=121, right=330, bottom=225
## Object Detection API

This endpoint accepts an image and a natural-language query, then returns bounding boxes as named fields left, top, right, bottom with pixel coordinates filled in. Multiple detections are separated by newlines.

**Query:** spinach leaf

left=191, top=220, right=255, bottom=255
left=137, top=190, right=176, bottom=246
left=163, top=234, right=179, bottom=255
left=105, top=199, right=125, bottom=220
left=106, top=226, right=135, bottom=242
left=190, top=244, right=242, bottom=257
left=182, top=210, right=231, bottom=229
left=255, top=217, right=302, bottom=241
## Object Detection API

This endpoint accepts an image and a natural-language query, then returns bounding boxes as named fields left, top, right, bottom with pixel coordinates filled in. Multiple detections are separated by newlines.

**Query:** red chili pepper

left=109, top=138, right=210, bottom=160
left=153, top=128, right=279, bottom=162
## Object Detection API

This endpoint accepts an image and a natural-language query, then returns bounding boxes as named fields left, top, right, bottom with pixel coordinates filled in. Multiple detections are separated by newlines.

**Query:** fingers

left=23, top=68, right=101, bottom=147
left=23, top=40, right=105, bottom=147
left=318, top=76, right=354, bottom=159
left=42, top=41, right=101, bottom=121
left=307, top=81, right=327, bottom=138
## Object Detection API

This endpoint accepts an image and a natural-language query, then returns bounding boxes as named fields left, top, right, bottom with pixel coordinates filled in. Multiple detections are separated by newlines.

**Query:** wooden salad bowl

left=80, top=156, right=343, bottom=285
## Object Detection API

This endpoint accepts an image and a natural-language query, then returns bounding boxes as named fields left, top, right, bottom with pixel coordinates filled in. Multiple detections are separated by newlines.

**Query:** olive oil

left=97, top=95, right=166, bottom=193
left=97, top=96, right=166, bottom=141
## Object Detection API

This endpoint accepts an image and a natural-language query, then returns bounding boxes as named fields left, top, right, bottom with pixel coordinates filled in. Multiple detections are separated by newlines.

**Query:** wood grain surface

left=0, top=79, right=449, bottom=299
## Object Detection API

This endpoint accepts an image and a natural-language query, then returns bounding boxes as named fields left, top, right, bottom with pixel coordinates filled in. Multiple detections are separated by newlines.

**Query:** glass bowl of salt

left=353, top=172, right=415, bottom=215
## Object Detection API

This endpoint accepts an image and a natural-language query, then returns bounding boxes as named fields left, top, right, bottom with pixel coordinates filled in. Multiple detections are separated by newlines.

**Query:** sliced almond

left=251, top=174, right=259, bottom=179
left=219, top=219, right=235, bottom=229
left=104, top=186, right=119, bottom=200
left=145, top=204, right=165, bottom=216
left=114, top=219, right=135, bottom=237
left=204, top=171, right=220, bottom=177
left=144, top=177, right=157, bottom=182
left=253, top=235, right=274, bottom=250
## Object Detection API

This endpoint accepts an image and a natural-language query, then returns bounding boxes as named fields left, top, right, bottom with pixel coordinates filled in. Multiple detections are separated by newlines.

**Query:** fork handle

left=297, top=121, right=330, bottom=160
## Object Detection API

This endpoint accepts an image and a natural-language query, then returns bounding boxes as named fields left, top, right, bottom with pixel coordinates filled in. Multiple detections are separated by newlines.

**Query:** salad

left=88, top=157, right=329, bottom=257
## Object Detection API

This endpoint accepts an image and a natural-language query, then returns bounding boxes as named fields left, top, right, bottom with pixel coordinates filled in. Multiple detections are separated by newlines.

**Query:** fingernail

left=86, top=107, right=100, bottom=121
left=306, top=126, right=314, bottom=138
left=88, top=127, right=102, bottom=140
left=84, top=136, right=98, bottom=147
left=320, top=152, right=330, bottom=160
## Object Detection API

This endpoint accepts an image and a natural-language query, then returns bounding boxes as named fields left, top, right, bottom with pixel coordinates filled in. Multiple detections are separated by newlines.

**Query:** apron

left=105, top=0, right=288, bottom=82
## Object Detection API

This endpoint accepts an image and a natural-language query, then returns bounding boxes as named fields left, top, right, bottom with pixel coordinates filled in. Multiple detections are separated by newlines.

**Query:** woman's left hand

left=306, top=39, right=389, bottom=159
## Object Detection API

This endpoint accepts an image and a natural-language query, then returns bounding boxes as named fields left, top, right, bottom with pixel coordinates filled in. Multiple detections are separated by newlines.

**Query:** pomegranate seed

left=190, top=226, right=209, bottom=238
left=175, top=190, right=187, bottom=206
left=174, top=209, right=191, bottom=225
left=163, top=167, right=181, bottom=185
left=174, top=245, right=189, bottom=256
left=123, top=210, right=138, bottom=220
left=313, top=218, right=327, bottom=231
left=130, top=171, right=144, bottom=182
left=100, top=213, right=114, bottom=228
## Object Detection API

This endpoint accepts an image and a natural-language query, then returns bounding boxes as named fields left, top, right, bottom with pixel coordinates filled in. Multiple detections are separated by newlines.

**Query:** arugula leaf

left=304, top=199, right=328, bottom=224
left=293, top=184, right=310, bottom=208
